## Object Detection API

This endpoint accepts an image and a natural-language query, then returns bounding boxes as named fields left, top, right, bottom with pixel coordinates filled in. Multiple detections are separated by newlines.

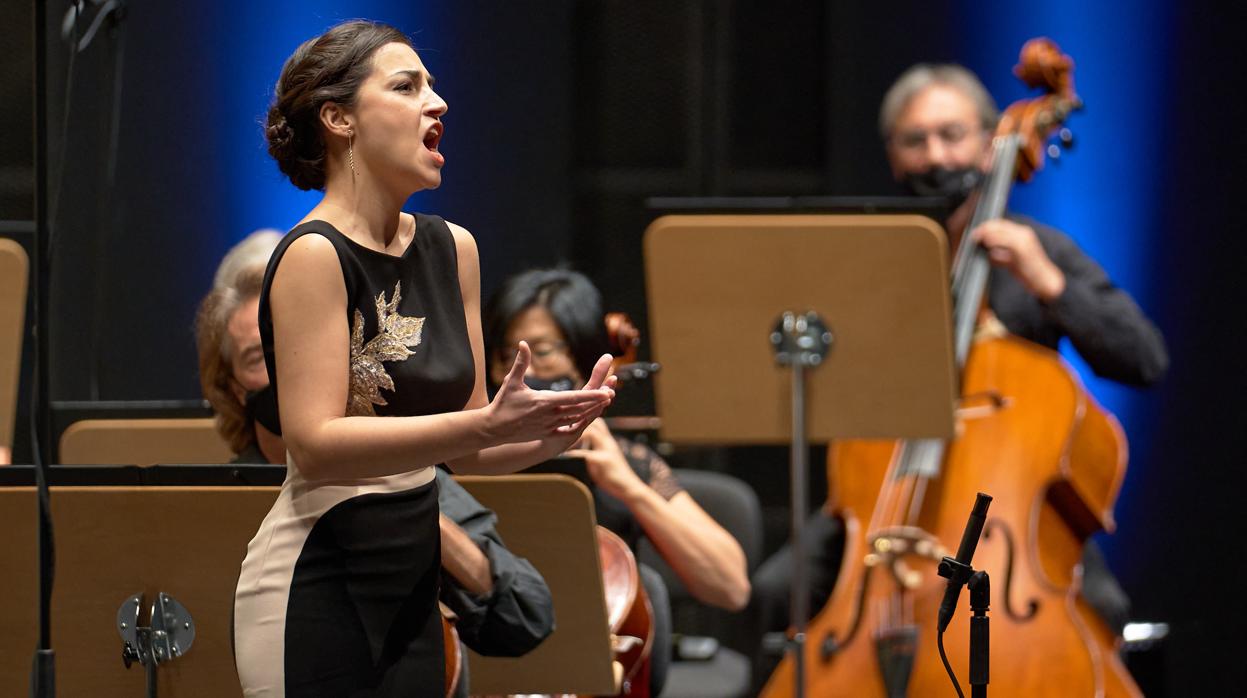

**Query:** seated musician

left=194, top=231, right=556, bottom=683
left=750, top=61, right=1169, bottom=672
left=482, top=268, right=751, bottom=612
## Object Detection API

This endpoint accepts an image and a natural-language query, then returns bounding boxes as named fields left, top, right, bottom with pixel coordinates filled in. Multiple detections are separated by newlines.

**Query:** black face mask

left=245, top=386, right=282, bottom=436
left=902, top=166, right=983, bottom=208
left=523, top=375, right=577, bottom=392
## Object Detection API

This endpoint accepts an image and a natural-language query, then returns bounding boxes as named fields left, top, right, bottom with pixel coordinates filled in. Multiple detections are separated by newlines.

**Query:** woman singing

left=232, top=21, right=614, bottom=696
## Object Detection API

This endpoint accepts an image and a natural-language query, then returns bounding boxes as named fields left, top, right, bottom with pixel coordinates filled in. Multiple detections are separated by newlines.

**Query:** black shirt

left=988, top=217, right=1168, bottom=387
left=435, top=468, right=555, bottom=657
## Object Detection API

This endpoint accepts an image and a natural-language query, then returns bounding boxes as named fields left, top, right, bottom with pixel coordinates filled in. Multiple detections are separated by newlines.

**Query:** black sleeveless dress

left=234, top=215, right=475, bottom=697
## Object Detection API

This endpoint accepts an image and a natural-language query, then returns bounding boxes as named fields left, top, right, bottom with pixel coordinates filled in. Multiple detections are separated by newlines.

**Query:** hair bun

left=265, top=108, right=296, bottom=155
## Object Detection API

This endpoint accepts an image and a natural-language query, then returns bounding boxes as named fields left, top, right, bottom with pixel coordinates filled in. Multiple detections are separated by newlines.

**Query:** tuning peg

left=1058, top=127, right=1075, bottom=150
left=1047, top=144, right=1062, bottom=161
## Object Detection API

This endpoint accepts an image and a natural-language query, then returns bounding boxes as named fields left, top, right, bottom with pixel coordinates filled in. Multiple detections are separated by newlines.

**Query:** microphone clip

left=938, top=555, right=976, bottom=587
left=937, top=555, right=976, bottom=631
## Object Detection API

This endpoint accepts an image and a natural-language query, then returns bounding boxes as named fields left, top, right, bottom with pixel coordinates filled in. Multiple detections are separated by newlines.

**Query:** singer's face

left=886, top=84, right=991, bottom=180
left=351, top=43, right=448, bottom=193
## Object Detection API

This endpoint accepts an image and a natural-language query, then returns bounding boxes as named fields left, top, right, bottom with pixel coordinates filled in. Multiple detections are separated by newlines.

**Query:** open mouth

left=423, top=122, right=443, bottom=152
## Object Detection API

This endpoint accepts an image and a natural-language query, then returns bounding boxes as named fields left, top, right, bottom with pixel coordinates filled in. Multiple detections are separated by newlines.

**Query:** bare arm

left=443, top=223, right=616, bottom=475
left=440, top=514, right=493, bottom=596
left=567, top=421, right=750, bottom=610
left=271, top=231, right=612, bottom=480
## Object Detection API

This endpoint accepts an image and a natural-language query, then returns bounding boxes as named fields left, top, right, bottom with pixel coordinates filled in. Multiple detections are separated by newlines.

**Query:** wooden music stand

left=0, top=238, right=28, bottom=459
left=59, top=418, right=233, bottom=465
left=0, top=485, right=279, bottom=696
left=644, top=214, right=956, bottom=443
left=644, top=214, right=958, bottom=696
left=454, top=474, right=618, bottom=696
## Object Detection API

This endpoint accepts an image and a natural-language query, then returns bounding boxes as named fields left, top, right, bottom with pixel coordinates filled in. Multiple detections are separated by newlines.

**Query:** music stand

left=454, top=474, right=619, bottom=696
left=0, top=237, right=27, bottom=459
left=58, top=418, right=232, bottom=465
left=0, top=485, right=279, bottom=696
left=644, top=214, right=958, bottom=697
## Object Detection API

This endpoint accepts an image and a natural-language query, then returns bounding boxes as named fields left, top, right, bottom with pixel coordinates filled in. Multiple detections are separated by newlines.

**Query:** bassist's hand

left=972, top=219, right=1066, bottom=302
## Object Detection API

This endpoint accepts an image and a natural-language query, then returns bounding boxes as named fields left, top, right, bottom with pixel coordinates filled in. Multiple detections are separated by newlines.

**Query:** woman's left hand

left=564, top=418, right=645, bottom=501
left=532, top=356, right=618, bottom=462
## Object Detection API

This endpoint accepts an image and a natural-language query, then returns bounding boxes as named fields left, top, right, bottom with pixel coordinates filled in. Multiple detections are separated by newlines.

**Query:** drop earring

left=348, top=129, right=357, bottom=177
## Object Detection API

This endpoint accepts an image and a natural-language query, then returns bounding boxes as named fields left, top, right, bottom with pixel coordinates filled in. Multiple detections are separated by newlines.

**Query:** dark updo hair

left=483, top=269, right=613, bottom=384
left=265, top=20, right=412, bottom=191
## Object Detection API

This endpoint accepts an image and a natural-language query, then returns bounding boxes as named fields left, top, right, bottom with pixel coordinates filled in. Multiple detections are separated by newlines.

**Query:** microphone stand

left=31, top=1, right=56, bottom=695
left=967, top=570, right=990, bottom=698
left=30, top=6, right=127, bottom=693
left=936, top=492, right=993, bottom=698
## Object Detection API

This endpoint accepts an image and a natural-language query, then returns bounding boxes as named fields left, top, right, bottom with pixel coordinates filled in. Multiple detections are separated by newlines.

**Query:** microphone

left=61, top=0, right=126, bottom=52
left=937, top=492, right=992, bottom=632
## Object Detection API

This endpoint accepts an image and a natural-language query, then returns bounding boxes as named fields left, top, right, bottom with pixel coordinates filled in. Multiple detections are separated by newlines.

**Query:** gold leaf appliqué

left=347, top=281, right=425, bottom=416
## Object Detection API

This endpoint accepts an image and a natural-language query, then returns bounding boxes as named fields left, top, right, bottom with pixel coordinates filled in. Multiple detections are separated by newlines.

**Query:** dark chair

left=637, top=468, right=763, bottom=698
left=640, top=563, right=672, bottom=695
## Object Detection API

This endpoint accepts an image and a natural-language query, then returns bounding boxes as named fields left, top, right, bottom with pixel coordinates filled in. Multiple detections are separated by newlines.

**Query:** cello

left=481, top=528, right=653, bottom=698
left=478, top=315, right=656, bottom=698
left=443, top=605, right=463, bottom=696
left=598, top=525, right=657, bottom=697
left=599, top=311, right=657, bottom=698
left=762, top=38, right=1141, bottom=697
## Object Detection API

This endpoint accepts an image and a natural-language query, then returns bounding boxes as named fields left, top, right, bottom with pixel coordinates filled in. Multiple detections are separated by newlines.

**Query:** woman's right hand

left=484, top=341, right=615, bottom=444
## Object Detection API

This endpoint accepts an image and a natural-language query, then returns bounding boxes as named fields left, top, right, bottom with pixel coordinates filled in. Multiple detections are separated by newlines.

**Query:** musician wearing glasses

left=483, top=268, right=752, bottom=613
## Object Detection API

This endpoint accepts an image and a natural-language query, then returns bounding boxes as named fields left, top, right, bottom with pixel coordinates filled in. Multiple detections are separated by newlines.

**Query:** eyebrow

left=505, top=334, right=560, bottom=346
left=391, top=69, right=435, bottom=87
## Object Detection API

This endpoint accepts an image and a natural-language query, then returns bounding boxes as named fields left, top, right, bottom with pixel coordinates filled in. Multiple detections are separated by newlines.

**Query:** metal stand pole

left=789, top=357, right=808, bottom=698
left=31, top=2, right=56, bottom=694
left=968, top=571, right=990, bottom=698
left=770, top=311, right=833, bottom=698
left=146, top=662, right=157, bottom=698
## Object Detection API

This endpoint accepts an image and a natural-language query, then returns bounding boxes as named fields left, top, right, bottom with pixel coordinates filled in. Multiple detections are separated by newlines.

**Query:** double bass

left=762, top=39, right=1141, bottom=697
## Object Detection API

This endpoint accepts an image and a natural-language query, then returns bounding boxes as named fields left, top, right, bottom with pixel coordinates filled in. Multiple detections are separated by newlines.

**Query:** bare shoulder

left=444, top=221, right=480, bottom=290
left=444, top=220, right=479, bottom=263
left=280, top=232, right=339, bottom=269
left=271, top=232, right=345, bottom=302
